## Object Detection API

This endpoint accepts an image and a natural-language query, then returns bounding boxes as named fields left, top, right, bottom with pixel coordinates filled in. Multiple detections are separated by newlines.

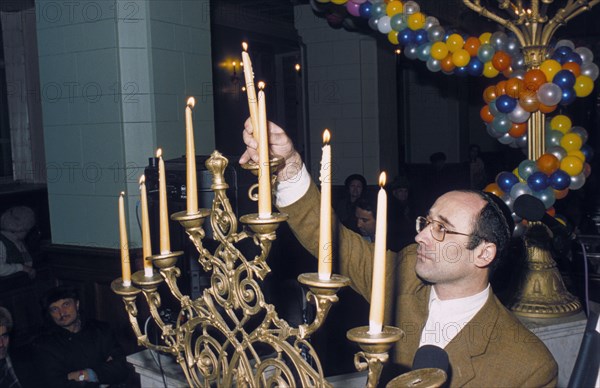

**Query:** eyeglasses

left=415, top=216, right=473, bottom=242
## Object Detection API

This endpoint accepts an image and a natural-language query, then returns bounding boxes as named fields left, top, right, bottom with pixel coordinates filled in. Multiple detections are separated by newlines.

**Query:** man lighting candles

left=239, top=120, right=558, bottom=387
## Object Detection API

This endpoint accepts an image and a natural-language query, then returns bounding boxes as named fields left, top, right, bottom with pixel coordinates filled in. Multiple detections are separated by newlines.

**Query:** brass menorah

left=111, top=151, right=416, bottom=387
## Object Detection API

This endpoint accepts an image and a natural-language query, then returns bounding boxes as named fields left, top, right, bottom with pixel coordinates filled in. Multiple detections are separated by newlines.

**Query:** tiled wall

left=36, top=0, right=214, bottom=248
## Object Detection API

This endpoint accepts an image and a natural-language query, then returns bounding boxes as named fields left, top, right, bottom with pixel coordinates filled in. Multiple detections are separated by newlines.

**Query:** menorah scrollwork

left=112, top=151, right=412, bottom=387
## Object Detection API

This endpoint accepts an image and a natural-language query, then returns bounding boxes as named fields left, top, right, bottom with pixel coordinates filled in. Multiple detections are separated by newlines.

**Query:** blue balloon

left=564, top=52, right=583, bottom=65
left=553, top=69, right=576, bottom=89
left=560, top=88, right=576, bottom=106
left=467, top=57, right=483, bottom=76
left=496, top=95, right=518, bottom=113
left=549, top=169, right=570, bottom=190
left=581, top=144, right=594, bottom=162
left=527, top=171, right=549, bottom=191
left=554, top=46, right=573, bottom=57
left=454, top=66, right=468, bottom=77
left=359, top=2, right=373, bottom=18
left=414, top=29, right=429, bottom=45
left=398, top=28, right=415, bottom=46
left=497, top=171, right=519, bottom=193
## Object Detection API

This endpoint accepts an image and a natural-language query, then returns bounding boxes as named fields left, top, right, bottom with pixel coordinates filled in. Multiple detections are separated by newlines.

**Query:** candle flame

left=139, top=175, right=145, bottom=185
left=323, top=129, right=330, bottom=144
left=379, top=172, right=387, bottom=187
left=258, top=81, right=265, bottom=90
left=242, top=42, right=248, bottom=51
left=232, top=61, right=236, bottom=67
left=295, top=63, right=301, bottom=72
left=241, top=86, right=246, bottom=92
left=187, top=96, right=196, bottom=108
left=120, top=191, right=125, bottom=197
left=156, top=148, right=162, bottom=158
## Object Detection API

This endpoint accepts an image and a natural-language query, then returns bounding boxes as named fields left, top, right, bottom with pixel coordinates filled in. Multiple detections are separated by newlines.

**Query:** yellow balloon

left=540, top=59, right=562, bottom=82
left=560, top=155, right=584, bottom=176
left=386, top=0, right=403, bottom=16
left=331, top=0, right=346, bottom=3
left=560, top=133, right=583, bottom=152
left=550, top=115, right=572, bottom=134
left=574, top=75, right=594, bottom=97
left=513, top=167, right=526, bottom=183
left=452, top=49, right=470, bottom=67
left=430, top=42, right=449, bottom=61
left=479, top=32, right=492, bottom=44
left=388, top=31, right=399, bottom=45
left=567, top=149, right=586, bottom=161
left=315, top=0, right=330, bottom=3
left=446, top=34, right=464, bottom=53
left=407, top=12, right=426, bottom=30
left=483, top=61, right=500, bottom=78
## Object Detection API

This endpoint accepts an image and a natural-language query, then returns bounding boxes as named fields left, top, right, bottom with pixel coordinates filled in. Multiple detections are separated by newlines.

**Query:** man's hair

left=0, top=307, right=13, bottom=332
left=460, top=190, right=513, bottom=272
left=1, top=206, right=35, bottom=233
left=355, top=196, right=377, bottom=219
left=344, top=174, right=366, bottom=189
left=41, top=286, right=80, bottom=312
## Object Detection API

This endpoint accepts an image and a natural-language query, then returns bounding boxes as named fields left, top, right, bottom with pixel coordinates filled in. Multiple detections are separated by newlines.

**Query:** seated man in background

left=240, top=120, right=557, bottom=387
left=34, top=286, right=129, bottom=387
left=0, top=206, right=36, bottom=279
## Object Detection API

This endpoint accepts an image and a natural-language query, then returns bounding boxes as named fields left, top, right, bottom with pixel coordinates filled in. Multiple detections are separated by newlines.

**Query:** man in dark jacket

left=34, top=286, right=129, bottom=387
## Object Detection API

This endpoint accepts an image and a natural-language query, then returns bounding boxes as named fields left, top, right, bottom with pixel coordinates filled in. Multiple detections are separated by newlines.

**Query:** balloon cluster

left=314, top=0, right=597, bottom=232
left=480, top=40, right=598, bottom=149
left=484, top=113, right=593, bottom=234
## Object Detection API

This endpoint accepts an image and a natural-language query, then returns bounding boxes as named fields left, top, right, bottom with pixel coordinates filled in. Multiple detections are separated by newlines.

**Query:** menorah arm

left=462, top=0, right=527, bottom=45
left=298, top=291, right=339, bottom=339
left=542, top=0, right=600, bottom=42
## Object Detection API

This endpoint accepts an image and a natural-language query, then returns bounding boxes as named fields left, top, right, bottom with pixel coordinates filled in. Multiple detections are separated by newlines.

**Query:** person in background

left=0, top=207, right=36, bottom=279
left=334, top=174, right=367, bottom=233
left=34, top=286, right=129, bottom=387
left=466, top=144, right=488, bottom=190
left=387, top=176, right=416, bottom=252
left=354, top=196, right=377, bottom=242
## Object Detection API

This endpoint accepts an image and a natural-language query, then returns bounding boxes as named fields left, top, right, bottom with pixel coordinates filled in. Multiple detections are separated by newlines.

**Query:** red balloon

left=492, top=51, right=512, bottom=72
left=524, top=69, right=547, bottom=91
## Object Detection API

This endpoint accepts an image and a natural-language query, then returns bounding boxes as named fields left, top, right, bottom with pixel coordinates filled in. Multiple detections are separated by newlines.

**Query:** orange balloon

left=518, top=89, right=540, bottom=113
left=508, top=122, right=527, bottom=137
left=506, top=78, right=524, bottom=98
left=484, top=183, right=504, bottom=197
left=536, top=153, right=560, bottom=175
left=539, top=103, right=557, bottom=114
left=495, top=80, right=508, bottom=96
left=546, top=207, right=556, bottom=217
left=524, top=69, right=547, bottom=91
left=464, top=37, right=481, bottom=57
left=492, top=51, right=512, bottom=72
left=440, top=54, right=456, bottom=73
left=502, top=67, right=514, bottom=78
left=480, top=105, right=494, bottom=123
left=562, top=62, right=581, bottom=77
left=483, top=85, right=497, bottom=104
left=554, top=188, right=569, bottom=200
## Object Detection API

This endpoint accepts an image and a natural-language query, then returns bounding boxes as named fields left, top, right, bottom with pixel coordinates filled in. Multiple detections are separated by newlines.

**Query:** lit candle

left=156, top=148, right=171, bottom=254
left=185, top=97, right=198, bottom=214
left=242, top=42, right=259, bottom=142
left=118, top=192, right=131, bottom=286
left=139, top=175, right=153, bottom=277
left=318, top=129, right=332, bottom=280
left=369, top=172, right=387, bottom=335
left=257, top=82, right=271, bottom=218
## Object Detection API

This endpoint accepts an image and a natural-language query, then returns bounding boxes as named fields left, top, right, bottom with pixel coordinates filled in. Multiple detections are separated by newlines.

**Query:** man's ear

left=475, top=242, right=497, bottom=268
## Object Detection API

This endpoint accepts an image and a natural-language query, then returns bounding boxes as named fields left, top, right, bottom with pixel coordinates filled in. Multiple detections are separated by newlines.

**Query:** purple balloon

left=346, top=1, right=362, bottom=17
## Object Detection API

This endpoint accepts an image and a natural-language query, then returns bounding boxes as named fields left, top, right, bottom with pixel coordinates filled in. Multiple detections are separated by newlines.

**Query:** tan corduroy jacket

left=279, top=182, right=558, bottom=388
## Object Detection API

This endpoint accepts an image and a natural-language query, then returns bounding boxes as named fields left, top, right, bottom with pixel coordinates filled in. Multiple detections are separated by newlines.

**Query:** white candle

left=242, top=42, right=259, bottom=142
left=156, top=148, right=171, bottom=254
left=257, top=82, right=271, bottom=218
left=185, top=97, right=198, bottom=214
left=139, top=175, right=153, bottom=277
left=369, top=172, right=387, bottom=334
left=318, top=129, right=332, bottom=280
left=118, top=192, right=131, bottom=286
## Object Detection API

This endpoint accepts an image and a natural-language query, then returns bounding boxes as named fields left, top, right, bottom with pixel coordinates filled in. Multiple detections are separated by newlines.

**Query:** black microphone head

left=513, top=194, right=546, bottom=222
left=412, top=345, right=449, bottom=373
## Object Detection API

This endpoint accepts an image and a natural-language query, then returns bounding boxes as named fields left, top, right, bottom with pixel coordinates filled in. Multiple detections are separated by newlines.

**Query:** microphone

left=513, top=194, right=570, bottom=254
left=385, top=346, right=449, bottom=388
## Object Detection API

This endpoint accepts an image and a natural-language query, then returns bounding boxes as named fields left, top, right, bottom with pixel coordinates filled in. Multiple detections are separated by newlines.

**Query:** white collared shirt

left=419, top=284, right=490, bottom=349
